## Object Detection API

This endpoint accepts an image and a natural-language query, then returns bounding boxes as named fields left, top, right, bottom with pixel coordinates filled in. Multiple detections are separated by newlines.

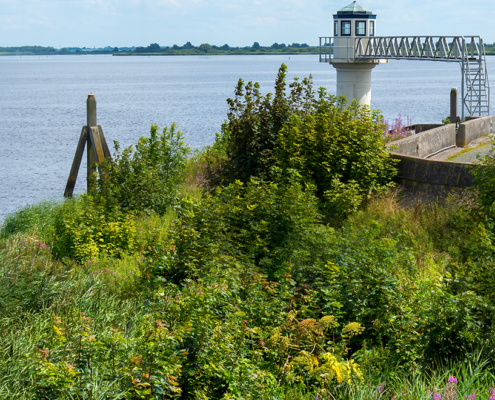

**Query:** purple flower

left=376, top=385, right=384, bottom=393
left=433, top=394, right=441, bottom=400
left=448, top=376, right=458, bottom=384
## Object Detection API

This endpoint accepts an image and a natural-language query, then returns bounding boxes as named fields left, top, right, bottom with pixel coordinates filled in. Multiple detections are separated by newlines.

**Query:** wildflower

left=375, top=383, right=385, bottom=394
left=433, top=394, right=442, bottom=400
left=296, top=319, right=319, bottom=337
left=448, top=376, right=458, bottom=384
left=342, top=322, right=365, bottom=338
left=320, top=315, right=339, bottom=329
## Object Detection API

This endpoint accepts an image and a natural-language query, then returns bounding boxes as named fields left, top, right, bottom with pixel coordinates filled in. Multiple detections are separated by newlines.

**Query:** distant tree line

left=0, top=42, right=316, bottom=55
left=0, top=46, right=57, bottom=54
left=130, top=41, right=313, bottom=54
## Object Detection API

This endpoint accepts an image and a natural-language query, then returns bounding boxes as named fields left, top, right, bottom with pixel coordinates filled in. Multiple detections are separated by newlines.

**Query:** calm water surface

left=1, top=54, right=494, bottom=219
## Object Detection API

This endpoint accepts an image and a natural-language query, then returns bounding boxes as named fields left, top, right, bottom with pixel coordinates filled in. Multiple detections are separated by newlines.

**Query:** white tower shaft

left=334, top=63, right=376, bottom=106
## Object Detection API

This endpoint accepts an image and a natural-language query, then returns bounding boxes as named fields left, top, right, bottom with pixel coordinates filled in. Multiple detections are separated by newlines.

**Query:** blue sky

left=1, top=0, right=494, bottom=48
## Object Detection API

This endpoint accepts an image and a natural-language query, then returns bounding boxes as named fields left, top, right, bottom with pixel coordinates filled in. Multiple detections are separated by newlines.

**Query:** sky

left=1, top=0, right=494, bottom=48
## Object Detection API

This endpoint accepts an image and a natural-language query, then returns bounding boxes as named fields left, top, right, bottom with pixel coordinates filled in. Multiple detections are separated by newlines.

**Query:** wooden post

left=450, top=87, right=458, bottom=126
left=87, top=94, right=97, bottom=191
left=64, top=94, right=111, bottom=197
left=64, top=127, right=89, bottom=197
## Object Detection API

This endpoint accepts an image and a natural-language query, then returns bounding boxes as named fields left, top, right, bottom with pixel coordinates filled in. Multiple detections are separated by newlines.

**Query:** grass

left=0, top=232, right=147, bottom=399
left=0, top=200, right=59, bottom=239
left=445, top=140, right=491, bottom=162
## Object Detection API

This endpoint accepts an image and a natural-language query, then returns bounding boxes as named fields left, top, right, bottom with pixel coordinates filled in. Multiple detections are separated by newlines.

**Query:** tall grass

left=0, top=232, right=146, bottom=399
left=0, top=200, right=59, bottom=239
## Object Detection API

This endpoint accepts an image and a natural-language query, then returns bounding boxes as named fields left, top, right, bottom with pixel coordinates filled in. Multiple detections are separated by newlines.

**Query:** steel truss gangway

left=319, top=36, right=490, bottom=120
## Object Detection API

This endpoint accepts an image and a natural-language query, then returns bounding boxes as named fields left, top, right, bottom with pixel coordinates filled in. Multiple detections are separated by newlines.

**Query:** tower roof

left=337, top=1, right=373, bottom=15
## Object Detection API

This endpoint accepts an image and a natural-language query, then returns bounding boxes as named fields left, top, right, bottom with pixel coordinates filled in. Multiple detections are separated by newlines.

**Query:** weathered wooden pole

left=87, top=94, right=97, bottom=191
left=64, top=94, right=111, bottom=198
left=450, top=87, right=458, bottom=126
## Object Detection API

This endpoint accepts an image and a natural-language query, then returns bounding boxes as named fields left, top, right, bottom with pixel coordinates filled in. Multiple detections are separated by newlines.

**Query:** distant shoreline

left=0, top=48, right=321, bottom=57
left=114, top=51, right=320, bottom=57
left=0, top=52, right=319, bottom=57
left=3, top=50, right=495, bottom=57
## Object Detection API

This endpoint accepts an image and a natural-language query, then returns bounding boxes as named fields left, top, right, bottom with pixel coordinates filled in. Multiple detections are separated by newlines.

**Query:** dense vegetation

left=2, top=65, right=495, bottom=399
left=123, top=42, right=318, bottom=56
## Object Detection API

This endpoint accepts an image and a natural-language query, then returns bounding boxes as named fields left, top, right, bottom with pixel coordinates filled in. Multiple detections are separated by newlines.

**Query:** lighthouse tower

left=332, top=1, right=384, bottom=106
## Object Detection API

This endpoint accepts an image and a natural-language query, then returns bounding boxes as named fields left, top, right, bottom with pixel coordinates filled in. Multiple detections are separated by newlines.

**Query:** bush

left=212, top=64, right=397, bottom=217
left=152, top=172, right=322, bottom=283
left=278, top=94, right=397, bottom=217
left=91, top=123, right=190, bottom=215
left=218, top=65, right=296, bottom=184
left=51, top=195, right=136, bottom=262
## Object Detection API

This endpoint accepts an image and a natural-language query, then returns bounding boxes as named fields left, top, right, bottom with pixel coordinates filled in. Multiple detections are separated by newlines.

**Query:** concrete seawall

left=388, top=116, right=495, bottom=199
left=391, top=152, right=477, bottom=199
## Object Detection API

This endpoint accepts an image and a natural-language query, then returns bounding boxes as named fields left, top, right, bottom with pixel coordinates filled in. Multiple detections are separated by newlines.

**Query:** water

left=1, top=54, right=494, bottom=219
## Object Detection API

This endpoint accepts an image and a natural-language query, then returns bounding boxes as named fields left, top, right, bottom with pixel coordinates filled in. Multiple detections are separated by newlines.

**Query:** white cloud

left=0, top=0, right=494, bottom=47
left=254, top=16, right=278, bottom=27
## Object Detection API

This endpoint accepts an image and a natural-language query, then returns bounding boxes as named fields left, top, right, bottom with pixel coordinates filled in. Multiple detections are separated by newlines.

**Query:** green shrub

left=213, top=64, right=397, bottom=217
left=218, top=64, right=299, bottom=184
left=151, top=172, right=322, bottom=283
left=91, top=123, right=190, bottom=215
left=51, top=195, right=136, bottom=262
left=34, top=313, right=182, bottom=400
left=278, top=95, right=397, bottom=217
left=470, top=147, right=495, bottom=217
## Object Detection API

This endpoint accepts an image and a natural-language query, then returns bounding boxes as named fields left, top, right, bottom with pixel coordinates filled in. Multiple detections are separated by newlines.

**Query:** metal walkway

left=319, top=36, right=490, bottom=119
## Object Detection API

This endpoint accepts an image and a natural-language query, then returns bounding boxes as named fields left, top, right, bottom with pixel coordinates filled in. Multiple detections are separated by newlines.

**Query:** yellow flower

left=342, top=322, right=365, bottom=338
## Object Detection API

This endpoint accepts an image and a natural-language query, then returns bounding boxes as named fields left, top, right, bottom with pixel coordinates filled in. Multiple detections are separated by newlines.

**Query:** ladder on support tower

left=463, top=56, right=490, bottom=117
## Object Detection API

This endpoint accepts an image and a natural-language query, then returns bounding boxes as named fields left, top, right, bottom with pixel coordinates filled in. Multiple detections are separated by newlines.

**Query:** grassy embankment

left=2, top=65, right=495, bottom=399
left=3, top=187, right=495, bottom=399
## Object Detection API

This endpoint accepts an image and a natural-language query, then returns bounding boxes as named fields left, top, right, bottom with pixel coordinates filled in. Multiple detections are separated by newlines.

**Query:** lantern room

left=333, top=1, right=376, bottom=38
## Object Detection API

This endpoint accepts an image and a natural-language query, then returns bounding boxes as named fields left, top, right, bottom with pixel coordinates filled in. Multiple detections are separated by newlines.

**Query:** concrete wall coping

left=457, top=116, right=495, bottom=147
left=390, top=152, right=474, bottom=166
left=387, top=124, right=456, bottom=158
